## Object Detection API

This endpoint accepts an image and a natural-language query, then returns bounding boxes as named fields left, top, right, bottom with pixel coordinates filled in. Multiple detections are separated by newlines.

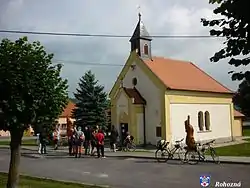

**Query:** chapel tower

left=129, top=13, right=152, bottom=59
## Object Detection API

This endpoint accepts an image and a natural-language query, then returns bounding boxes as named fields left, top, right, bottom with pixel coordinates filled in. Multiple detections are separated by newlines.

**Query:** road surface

left=0, top=149, right=249, bottom=188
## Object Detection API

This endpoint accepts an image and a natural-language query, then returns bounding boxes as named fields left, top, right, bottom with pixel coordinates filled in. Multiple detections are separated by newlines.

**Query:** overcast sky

left=0, top=0, right=246, bottom=97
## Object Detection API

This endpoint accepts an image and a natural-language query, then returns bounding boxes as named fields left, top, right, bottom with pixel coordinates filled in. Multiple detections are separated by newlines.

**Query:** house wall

left=0, top=130, right=10, bottom=137
left=122, top=60, right=162, bottom=144
left=135, top=105, right=144, bottom=145
left=57, top=117, right=75, bottom=136
left=115, top=91, right=129, bottom=136
left=170, top=103, right=231, bottom=143
left=166, top=90, right=234, bottom=144
left=0, top=126, right=34, bottom=137
left=233, top=118, right=243, bottom=137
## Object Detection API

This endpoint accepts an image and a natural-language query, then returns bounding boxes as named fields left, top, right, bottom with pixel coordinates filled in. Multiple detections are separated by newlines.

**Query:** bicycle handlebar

left=175, top=138, right=184, bottom=143
left=203, top=139, right=215, bottom=146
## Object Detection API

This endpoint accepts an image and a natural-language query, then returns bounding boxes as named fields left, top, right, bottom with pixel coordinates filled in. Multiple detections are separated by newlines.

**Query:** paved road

left=0, top=149, right=249, bottom=188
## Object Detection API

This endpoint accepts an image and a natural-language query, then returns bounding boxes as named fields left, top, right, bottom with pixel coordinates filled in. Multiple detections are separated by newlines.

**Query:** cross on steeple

left=137, top=5, right=141, bottom=21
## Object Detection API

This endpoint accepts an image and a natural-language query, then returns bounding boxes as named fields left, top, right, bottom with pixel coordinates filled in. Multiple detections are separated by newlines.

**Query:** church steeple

left=129, top=13, right=152, bottom=59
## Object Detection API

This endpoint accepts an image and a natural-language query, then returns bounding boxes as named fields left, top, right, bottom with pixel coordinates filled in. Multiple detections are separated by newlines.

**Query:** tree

left=0, top=37, right=68, bottom=188
left=233, top=79, right=250, bottom=116
left=73, top=70, right=108, bottom=130
left=201, top=0, right=250, bottom=81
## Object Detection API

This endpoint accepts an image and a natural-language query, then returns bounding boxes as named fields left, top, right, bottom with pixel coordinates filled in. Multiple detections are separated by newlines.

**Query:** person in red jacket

left=95, top=129, right=105, bottom=158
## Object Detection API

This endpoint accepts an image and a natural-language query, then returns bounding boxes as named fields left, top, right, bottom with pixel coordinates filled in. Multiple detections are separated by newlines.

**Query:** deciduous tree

left=201, top=0, right=250, bottom=81
left=233, top=79, right=250, bottom=116
left=0, top=37, right=68, bottom=188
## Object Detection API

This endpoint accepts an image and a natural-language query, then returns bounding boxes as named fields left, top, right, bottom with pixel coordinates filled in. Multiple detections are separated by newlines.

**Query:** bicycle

left=125, top=140, right=136, bottom=152
left=185, top=139, right=220, bottom=165
left=117, top=139, right=136, bottom=152
left=155, top=138, right=185, bottom=162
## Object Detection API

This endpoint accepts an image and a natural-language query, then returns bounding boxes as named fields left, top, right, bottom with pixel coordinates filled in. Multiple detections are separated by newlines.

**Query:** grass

left=210, top=139, right=250, bottom=157
left=0, top=139, right=36, bottom=146
left=0, top=173, right=103, bottom=188
left=243, top=128, right=250, bottom=136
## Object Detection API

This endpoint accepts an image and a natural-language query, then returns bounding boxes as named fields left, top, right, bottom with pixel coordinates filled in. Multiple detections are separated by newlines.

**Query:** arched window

left=205, top=111, right=211, bottom=130
left=144, top=44, right=149, bottom=55
left=198, top=111, right=204, bottom=131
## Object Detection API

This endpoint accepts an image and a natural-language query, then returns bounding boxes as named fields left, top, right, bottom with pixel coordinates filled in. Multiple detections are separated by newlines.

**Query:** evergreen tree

left=73, top=70, right=108, bottom=129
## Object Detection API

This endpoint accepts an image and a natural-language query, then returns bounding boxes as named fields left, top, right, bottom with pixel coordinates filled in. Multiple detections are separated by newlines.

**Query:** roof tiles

left=142, top=57, right=233, bottom=94
left=123, top=87, right=146, bottom=105
left=60, top=101, right=76, bottom=117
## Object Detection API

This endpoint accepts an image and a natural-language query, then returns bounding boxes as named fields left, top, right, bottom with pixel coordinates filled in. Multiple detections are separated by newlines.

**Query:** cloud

left=0, top=0, right=245, bottom=96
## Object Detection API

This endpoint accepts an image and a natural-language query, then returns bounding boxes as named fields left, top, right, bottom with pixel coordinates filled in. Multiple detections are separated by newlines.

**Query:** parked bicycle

left=155, top=138, right=185, bottom=162
left=185, top=139, right=220, bottom=165
left=117, top=139, right=136, bottom=152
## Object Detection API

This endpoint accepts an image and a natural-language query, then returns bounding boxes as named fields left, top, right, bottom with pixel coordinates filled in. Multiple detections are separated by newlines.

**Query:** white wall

left=116, top=92, right=129, bottom=129
left=123, top=61, right=161, bottom=144
left=170, top=103, right=232, bottom=143
left=58, top=117, right=75, bottom=125
left=137, top=113, right=144, bottom=145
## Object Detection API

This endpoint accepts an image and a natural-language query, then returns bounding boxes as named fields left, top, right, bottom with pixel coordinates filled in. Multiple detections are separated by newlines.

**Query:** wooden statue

left=185, top=115, right=196, bottom=151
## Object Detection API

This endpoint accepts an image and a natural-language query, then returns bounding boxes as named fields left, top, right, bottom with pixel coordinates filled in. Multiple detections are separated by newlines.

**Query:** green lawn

left=0, top=139, right=36, bottom=146
left=243, top=128, right=250, bottom=136
left=0, top=173, right=103, bottom=188
left=212, top=139, right=250, bottom=157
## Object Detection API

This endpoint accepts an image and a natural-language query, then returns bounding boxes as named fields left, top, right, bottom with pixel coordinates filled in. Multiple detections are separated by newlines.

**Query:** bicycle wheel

left=155, top=149, right=168, bottom=162
left=210, top=148, right=220, bottom=164
left=127, top=142, right=136, bottom=152
left=177, top=147, right=186, bottom=163
left=185, top=150, right=199, bottom=165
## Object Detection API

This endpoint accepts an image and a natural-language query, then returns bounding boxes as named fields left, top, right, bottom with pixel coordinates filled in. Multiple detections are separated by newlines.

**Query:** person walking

left=110, top=125, right=118, bottom=152
left=53, top=128, right=60, bottom=150
left=84, top=126, right=91, bottom=155
left=95, top=129, right=105, bottom=158
left=39, top=128, right=47, bottom=154
left=90, top=127, right=97, bottom=156
left=36, top=133, right=41, bottom=154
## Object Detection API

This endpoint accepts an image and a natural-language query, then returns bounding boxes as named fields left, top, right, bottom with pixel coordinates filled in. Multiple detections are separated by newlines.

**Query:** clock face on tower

left=132, top=77, right=137, bottom=86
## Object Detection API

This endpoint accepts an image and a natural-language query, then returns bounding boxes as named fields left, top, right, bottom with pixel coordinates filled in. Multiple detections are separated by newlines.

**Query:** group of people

left=36, top=120, right=134, bottom=158
left=67, top=125, right=106, bottom=158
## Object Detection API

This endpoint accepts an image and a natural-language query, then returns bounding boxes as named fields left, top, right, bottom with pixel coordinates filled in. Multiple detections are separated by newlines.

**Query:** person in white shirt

left=36, top=133, right=41, bottom=154
left=53, top=128, right=60, bottom=150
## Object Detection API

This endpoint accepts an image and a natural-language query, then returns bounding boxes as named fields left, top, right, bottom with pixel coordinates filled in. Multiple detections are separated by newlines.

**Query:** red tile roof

left=60, top=101, right=76, bottom=117
left=142, top=57, right=233, bottom=94
left=234, top=110, right=244, bottom=117
left=123, top=87, right=146, bottom=104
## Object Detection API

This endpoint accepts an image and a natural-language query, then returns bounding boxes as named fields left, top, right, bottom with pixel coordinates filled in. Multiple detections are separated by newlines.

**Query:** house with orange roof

left=57, top=101, right=76, bottom=135
left=109, top=14, right=243, bottom=145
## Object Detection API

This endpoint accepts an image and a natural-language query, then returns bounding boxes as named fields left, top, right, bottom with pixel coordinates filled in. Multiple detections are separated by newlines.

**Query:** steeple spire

left=129, top=11, right=152, bottom=59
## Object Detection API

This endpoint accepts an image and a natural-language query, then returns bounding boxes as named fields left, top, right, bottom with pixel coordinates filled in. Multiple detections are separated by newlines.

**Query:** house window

left=204, top=111, right=211, bottom=130
left=61, top=123, right=67, bottom=130
left=144, top=44, right=149, bottom=55
left=132, top=77, right=137, bottom=86
left=198, top=111, right=204, bottom=131
left=156, top=127, right=161, bottom=137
